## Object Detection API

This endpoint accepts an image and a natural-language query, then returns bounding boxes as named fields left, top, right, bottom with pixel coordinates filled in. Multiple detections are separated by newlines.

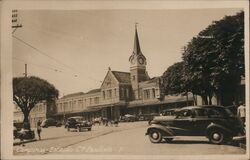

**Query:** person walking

left=36, top=120, right=42, bottom=140
left=237, top=102, right=246, bottom=126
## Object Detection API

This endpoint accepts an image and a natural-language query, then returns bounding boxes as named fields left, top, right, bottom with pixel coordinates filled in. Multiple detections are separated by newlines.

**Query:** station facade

left=14, top=27, right=194, bottom=126
left=52, top=27, right=193, bottom=123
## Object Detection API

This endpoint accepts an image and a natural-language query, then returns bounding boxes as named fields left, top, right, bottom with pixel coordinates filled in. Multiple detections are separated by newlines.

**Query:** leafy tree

left=13, top=76, right=59, bottom=127
left=182, top=11, right=244, bottom=105
left=162, top=62, right=187, bottom=95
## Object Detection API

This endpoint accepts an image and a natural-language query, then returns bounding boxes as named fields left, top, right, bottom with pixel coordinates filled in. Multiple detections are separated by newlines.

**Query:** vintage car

left=65, top=116, right=92, bottom=132
left=13, top=122, right=35, bottom=140
left=138, top=113, right=160, bottom=121
left=122, top=114, right=138, bottom=122
left=146, top=105, right=245, bottom=144
left=41, top=118, right=62, bottom=128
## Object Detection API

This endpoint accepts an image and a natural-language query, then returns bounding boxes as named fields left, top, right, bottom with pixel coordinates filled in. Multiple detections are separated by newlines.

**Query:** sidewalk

left=13, top=138, right=37, bottom=146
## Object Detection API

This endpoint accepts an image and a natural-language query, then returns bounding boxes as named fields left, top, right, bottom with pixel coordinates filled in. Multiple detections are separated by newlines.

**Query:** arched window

left=152, top=88, right=156, bottom=98
left=103, top=91, right=105, bottom=100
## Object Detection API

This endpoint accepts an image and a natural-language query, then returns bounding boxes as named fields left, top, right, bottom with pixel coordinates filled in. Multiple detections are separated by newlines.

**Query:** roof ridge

left=111, top=71, right=130, bottom=74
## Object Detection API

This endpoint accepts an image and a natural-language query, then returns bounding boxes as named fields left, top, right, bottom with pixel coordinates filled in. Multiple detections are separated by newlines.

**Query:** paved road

left=68, top=125, right=245, bottom=155
left=13, top=121, right=245, bottom=155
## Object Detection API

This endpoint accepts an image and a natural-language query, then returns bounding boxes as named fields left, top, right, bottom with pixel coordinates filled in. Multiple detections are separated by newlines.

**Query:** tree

left=182, top=11, right=244, bottom=105
left=13, top=76, right=59, bottom=127
left=162, top=62, right=187, bottom=95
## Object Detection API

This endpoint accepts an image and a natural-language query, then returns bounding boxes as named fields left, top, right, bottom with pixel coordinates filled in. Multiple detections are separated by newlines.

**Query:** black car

left=146, top=105, right=245, bottom=144
left=65, top=116, right=92, bottom=132
left=41, top=118, right=62, bottom=128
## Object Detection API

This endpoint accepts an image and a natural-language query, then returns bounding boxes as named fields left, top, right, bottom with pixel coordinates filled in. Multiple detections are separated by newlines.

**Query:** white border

left=1, top=0, right=249, bottom=160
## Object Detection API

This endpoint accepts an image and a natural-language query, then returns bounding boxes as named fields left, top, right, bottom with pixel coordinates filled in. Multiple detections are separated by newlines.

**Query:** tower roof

left=133, top=25, right=142, bottom=55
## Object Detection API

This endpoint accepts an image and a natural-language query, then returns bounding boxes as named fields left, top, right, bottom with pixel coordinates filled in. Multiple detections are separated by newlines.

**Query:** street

left=13, top=121, right=245, bottom=155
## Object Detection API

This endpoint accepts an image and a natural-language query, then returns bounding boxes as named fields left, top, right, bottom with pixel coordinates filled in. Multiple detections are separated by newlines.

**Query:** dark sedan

left=41, top=118, right=62, bottom=128
left=146, top=105, right=245, bottom=144
left=65, top=116, right=92, bottom=132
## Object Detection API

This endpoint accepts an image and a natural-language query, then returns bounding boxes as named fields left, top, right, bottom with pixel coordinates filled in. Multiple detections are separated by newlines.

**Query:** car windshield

left=73, top=117, right=83, bottom=122
left=206, top=107, right=232, bottom=118
left=224, top=108, right=234, bottom=117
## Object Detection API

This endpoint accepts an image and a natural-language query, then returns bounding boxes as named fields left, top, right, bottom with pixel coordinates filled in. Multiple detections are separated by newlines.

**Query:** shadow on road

left=162, top=139, right=243, bottom=147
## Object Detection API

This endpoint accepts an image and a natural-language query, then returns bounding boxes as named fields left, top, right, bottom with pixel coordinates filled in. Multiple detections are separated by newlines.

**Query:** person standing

left=237, top=102, right=246, bottom=126
left=37, top=120, right=42, bottom=140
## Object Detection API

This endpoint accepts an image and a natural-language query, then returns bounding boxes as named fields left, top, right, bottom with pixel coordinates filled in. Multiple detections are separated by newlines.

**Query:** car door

left=191, top=108, right=211, bottom=136
left=172, top=109, right=195, bottom=136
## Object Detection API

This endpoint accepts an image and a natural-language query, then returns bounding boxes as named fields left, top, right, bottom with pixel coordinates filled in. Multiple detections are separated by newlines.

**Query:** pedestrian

left=19, top=127, right=28, bottom=146
left=105, top=118, right=109, bottom=127
left=237, top=101, right=246, bottom=126
left=37, top=120, right=42, bottom=140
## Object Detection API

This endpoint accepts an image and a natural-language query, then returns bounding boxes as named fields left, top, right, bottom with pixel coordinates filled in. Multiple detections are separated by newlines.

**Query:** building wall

left=29, top=102, right=47, bottom=128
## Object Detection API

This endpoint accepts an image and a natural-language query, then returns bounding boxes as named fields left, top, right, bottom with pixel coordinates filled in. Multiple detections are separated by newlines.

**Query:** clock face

left=138, top=57, right=144, bottom=65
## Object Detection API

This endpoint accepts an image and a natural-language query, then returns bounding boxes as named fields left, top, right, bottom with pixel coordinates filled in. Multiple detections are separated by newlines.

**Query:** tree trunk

left=193, top=94, right=197, bottom=106
left=23, top=110, right=31, bottom=129
left=201, top=95, right=208, bottom=105
left=208, top=96, right=212, bottom=105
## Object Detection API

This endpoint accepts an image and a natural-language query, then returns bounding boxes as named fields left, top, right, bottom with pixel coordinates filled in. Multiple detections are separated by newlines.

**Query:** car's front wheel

left=148, top=129, right=162, bottom=143
left=208, top=130, right=225, bottom=144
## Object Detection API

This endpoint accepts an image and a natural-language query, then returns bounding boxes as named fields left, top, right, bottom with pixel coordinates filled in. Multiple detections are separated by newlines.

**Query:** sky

left=12, top=8, right=242, bottom=97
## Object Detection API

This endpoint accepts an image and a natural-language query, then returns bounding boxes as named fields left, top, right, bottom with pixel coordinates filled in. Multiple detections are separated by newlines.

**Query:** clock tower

left=129, top=24, right=149, bottom=100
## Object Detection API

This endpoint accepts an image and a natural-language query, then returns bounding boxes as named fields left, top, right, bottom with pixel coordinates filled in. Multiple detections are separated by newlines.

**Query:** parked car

left=93, top=117, right=102, bottom=125
left=138, top=113, right=160, bottom=121
left=122, top=114, right=138, bottom=122
left=13, top=122, right=35, bottom=140
left=65, top=116, right=92, bottom=132
left=41, top=118, right=62, bottom=128
left=146, top=105, right=245, bottom=144
left=162, top=109, right=178, bottom=116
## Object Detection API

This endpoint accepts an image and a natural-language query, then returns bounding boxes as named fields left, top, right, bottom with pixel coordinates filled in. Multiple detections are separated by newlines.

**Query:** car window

left=207, top=108, right=224, bottom=118
left=176, top=110, right=192, bottom=118
left=194, top=109, right=208, bottom=117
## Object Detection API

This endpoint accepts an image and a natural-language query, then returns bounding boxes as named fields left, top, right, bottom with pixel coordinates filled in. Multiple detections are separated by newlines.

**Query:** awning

left=127, top=97, right=192, bottom=108
left=52, top=102, right=127, bottom=116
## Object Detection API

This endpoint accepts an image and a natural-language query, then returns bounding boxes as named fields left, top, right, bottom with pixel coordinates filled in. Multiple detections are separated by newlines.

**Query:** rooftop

left=62, top=92, right=85, bottom=99
left=112, top=71, right=131, bottom=84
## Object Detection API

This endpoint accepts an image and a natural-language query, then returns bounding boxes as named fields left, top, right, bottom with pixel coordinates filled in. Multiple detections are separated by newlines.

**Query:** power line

left=12, top=35, right=78, bottom=74
left=13, top=36, right=103, bottom=82
left=13, top=57, right=63, bottom=73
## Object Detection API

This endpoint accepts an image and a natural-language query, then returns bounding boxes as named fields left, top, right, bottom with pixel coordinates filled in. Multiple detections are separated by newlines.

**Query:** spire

left=133, top=23, right=141, bottom=55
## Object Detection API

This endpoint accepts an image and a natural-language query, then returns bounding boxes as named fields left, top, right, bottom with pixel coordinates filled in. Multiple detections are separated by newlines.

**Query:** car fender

left=206, top=122, right=233, bottom=136
left=146, top=124, right=175, bottom=137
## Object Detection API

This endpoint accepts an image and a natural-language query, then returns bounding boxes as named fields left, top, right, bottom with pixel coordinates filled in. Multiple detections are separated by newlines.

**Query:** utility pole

left=12, top=10, right=22, bottom=34
left=24, top=64, right=28, bottom=77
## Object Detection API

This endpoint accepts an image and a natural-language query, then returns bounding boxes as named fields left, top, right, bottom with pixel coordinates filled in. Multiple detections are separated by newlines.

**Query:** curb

left=13, top=139, right=37, bottom=146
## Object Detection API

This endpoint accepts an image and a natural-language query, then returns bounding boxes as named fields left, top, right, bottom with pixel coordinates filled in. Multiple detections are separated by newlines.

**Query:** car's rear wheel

left=148, top=129, right=162, bottom=143
left=88, top=128, right=91, bottom=131
left=208, top=130, right=225, bottom=144
left=164, top=138, right=173, bottom=143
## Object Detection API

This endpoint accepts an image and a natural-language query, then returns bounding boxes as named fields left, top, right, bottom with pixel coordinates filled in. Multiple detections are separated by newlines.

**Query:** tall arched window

left=152, top=88, right=156, bottom=98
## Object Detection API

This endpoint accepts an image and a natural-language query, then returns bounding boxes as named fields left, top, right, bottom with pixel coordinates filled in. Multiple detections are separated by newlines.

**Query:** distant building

left=53, top=26, right=193, bottom=122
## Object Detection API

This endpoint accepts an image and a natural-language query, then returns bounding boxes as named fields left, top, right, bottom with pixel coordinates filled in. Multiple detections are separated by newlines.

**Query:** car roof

left=179, top=105, right=225, bottom=110
left=68, top=116, right=83, bottom=119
